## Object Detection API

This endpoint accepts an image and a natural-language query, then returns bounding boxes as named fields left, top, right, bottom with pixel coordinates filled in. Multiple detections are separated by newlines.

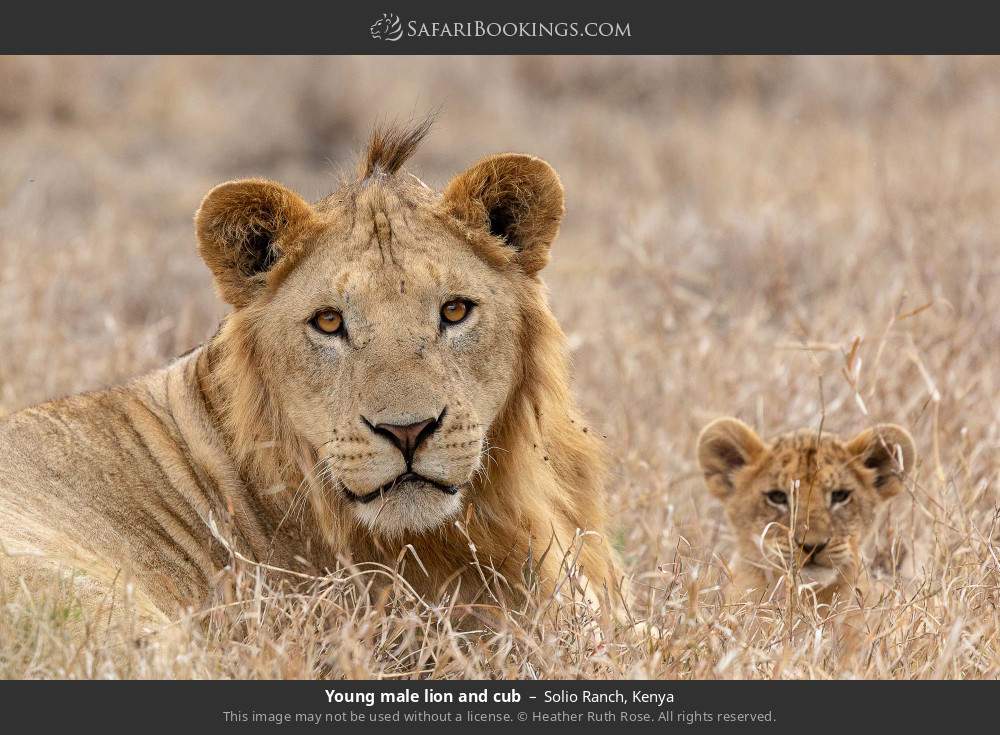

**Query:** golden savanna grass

left=0, top=56, right=998, bottom=679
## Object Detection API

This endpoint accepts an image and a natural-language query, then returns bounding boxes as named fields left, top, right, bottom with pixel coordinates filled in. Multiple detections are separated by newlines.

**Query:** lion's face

left=259, top=194, right=522, bottom=536
left=196, top=142, right=565, bottom=539
left=697, top=419, right=916, bottom=590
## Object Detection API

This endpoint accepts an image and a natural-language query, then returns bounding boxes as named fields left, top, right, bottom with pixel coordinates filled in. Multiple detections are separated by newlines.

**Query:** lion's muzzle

left=328, top=403, right=482, bottom=535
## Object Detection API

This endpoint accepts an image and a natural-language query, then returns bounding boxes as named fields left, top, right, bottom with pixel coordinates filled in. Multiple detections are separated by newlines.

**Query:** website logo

left=368, top=15, right=631, bottom=43
left=370, top=13, right=404, bottom=42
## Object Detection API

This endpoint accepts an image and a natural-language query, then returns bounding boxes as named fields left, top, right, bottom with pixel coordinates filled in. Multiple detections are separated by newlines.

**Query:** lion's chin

left=348, top=480, right=465, bottom=538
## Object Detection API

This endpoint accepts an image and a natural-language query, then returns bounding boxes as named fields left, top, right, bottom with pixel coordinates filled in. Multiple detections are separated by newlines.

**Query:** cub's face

left=196, top=148, right=565, bottom=539
left=697, top=419, right=916, bottom=590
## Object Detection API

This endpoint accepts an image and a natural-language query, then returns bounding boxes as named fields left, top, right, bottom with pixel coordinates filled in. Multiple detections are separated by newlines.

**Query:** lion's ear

left=443, top=153, right=564, bottom=275
left=846, top=424, right=916, bottom=499
left=195, top=179, right=315, bottom=307
left=696, top=418, right=766, bottom=498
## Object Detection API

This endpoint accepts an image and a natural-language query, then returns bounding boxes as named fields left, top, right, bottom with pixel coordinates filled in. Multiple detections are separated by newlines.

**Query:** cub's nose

left=798, top=540, right=829, bottom=556
left=362, top=413, right=442, bottom=467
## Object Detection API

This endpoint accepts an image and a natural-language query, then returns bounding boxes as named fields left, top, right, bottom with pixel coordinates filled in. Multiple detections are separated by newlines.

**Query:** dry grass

left=1, top=56, right=998, bottom=679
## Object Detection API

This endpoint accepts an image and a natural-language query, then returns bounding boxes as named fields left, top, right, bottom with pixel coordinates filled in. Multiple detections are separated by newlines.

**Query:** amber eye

left=831, top=489, right=852, bottom=505
left=765, top=490, right=788, bottom=506
left=310, top=309, right=343, bottom=335
left=441, top=299, right=472, bottom=325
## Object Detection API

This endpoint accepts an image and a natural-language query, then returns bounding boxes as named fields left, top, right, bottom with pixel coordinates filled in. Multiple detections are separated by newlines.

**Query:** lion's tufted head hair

left=193, top=120, right=614, bottom=601
left=697, top=418, right=916, bottom=593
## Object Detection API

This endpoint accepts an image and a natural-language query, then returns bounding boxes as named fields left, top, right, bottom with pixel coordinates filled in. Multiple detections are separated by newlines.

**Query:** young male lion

left=696, top=418, right=916, bottom=607
left=0, top=121, right=620, bottom=630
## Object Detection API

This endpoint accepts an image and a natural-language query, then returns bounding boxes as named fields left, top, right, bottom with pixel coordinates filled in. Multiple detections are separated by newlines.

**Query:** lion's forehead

left=315, top=177, right=446, bottom=245
left=288, top=220, right=486, bottom=299
left=273, top=178, right=510, bottom=312
left=299, top=244, right=487, bottom=306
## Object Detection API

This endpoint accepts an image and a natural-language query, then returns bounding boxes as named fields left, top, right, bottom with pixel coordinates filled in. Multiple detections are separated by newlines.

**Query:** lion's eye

left=765, top=490, right=788, bottom=506
left=441, top=299, right=473, bottom=325
left=831, top=489, right=852, bottom=505
left=310, top=309, right=344, bottom=335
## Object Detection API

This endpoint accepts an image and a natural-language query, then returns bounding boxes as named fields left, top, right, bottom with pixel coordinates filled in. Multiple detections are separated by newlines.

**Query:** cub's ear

left=847, top=424, right=916, bottom=499
left=442, top=153, right=564, bottom=275
left=696, top=418, right=766, bottom=498
left=195, top=179, right=315, bottom=307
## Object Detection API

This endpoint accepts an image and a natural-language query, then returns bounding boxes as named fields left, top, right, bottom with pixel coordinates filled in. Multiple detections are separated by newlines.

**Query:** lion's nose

left=363, top=412, right=442, bottom=467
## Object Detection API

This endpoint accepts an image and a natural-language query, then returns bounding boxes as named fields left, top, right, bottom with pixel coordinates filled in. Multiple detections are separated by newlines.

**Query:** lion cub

left=696, top=418, right=916, bottom=607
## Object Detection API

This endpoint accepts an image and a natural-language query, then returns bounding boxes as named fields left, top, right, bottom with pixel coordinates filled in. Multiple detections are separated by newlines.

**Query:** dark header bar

left=2, top=1, right=999, bottom=54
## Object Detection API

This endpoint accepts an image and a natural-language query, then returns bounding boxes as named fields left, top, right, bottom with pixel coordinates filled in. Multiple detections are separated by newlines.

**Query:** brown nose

left=799, top=540, right=829, bottom=556
left=363, top=414, right=441, bottom=467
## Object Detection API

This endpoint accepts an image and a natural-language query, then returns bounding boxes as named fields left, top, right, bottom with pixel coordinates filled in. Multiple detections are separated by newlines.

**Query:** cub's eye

left=310, top=309, right=344, bottom=335
left=831, top=489, right=852, bottom=505
left=441, top=299, right=473, bottom=325
left=765, top=490, right=788, bottom=506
